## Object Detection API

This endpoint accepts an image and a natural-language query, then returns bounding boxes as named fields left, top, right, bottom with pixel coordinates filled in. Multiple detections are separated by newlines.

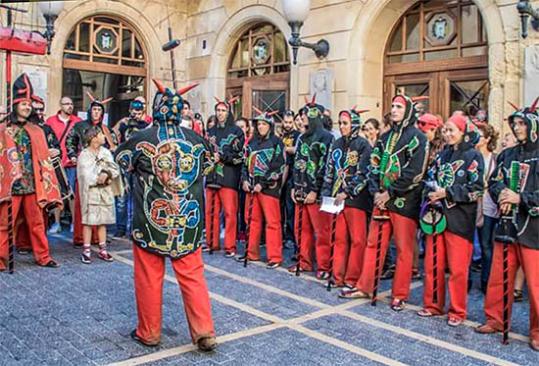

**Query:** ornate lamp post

left=281, top=0, right=329, bottom=65
left=517, top=0, right=539, bottom=38
left=38, top=1, right=65, bottom=55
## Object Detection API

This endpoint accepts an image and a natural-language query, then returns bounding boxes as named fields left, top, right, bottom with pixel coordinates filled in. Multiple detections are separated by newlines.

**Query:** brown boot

left=474, top=324, right=500, bottom=334
left=197, top=336, right=217, bottom=352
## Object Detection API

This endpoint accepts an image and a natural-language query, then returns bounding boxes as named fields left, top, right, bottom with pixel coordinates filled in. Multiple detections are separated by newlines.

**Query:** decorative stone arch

left=207, top=5, right=297, bottom=114
left=347, top=0, right=506, bottom=130
left=48, top=0, right=166, bottom=108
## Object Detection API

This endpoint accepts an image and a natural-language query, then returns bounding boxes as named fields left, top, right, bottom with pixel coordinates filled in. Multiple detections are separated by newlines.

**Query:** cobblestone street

left=0, top=232, right=536, bottom=366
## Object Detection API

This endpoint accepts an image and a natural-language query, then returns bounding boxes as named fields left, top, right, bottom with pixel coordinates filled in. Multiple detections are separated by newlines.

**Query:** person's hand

left=97, top=172, right=109, bottom=185
left=499, top=188, right=520, bottom=206
left=428, top=188, right=446, bottom=203
left=253, top=184, right=263, bottom=193
left=334, top=192, right=347, bottom=206
left=48, top=148, right=60, bottom=158
left=499, top=202, right=513, bottom=216
left=285, top=146, right=295, bottom=155
left=304, top=191, right=317, bottom=205
left=374, top=191, right=390, bottom=209
left=70, top=157, right=77, bottom=164
left=213, top=152, right=220, bottom=163
left=291, top=188, right=297, bottom=204
left=242, top=181, right=251, bottom=192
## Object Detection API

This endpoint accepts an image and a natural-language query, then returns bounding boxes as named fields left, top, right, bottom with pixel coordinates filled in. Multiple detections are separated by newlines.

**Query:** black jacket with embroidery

left=368, top=124, right=429, bottom=219
left=488, top=142, right=539, bottom=249
left=292, top=119, right=334, bottom=199
left=205, top=123, right=245, bottom=190
left=321, top=135, right=372, bottom=212
left=430, top=143, right=484, bottom=242
left=66, top=119, right=116, bottom=159
left=241, top=132, right=285, bottom=198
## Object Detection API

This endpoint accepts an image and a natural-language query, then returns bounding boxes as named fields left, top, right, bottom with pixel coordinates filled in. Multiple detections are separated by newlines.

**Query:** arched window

left=62, top=16, right=147, bottom=125
left=226, top=23, right=290, bottom=119
left=384, top=0, right=489, bottom=119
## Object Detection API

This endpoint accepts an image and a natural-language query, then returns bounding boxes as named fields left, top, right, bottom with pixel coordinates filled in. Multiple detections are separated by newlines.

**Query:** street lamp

left=517, top=0, right=539, bottom=39
left=281, top=0, right=329, bottom=65
left=38, top=1, right=65, bottom=54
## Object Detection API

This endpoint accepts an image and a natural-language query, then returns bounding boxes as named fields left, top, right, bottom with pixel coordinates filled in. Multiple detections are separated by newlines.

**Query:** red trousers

left=0, top=194, right=52, bottom=270
left=205, top=187, right=238, bottom=253
left=357, top=210, right=417, bottom=301
left=74, top=182, right=98, bottom=244
left=133, top=245, right=215, bottom=344
left=422, top=231, right=473, bottom=320
left=294, top=203, right=331, bottom=272
left=483, top=242, right=539, bottom=342
left=332, top=207, right=369, bottom=286
left=244, top=193, right=282, bottom=263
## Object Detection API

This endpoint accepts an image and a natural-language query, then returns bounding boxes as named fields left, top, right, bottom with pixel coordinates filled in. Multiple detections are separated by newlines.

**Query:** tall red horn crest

left=530, top=96, right=539, bottom=113
left=253, top=106, right=264, bottom=115
left=311, top=93, right=317, bottom=105
left=101, top=97, right=113, bottom=105
left=152, top=79, right=166, bottom=94
left=356, top=109, right=370, bottom=114
left=86, top=91, right=96, bottom=103
left=214, top=96, right=224, bottom=104
left=411, top=96, right=429, bottom=102
left=507, top=101, right=520, bottom=111
left=177, top=83, right=199, bottom=96
left=228, top=96, right=239, bottom=105
left=268, top=110, right=279, bottom=116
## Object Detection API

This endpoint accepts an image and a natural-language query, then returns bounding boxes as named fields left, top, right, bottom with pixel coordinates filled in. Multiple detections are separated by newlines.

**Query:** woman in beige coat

left=77, top=126, right=122, bottom=264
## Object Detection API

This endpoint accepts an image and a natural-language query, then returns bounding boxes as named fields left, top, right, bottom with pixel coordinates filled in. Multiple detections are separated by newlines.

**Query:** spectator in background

left=362, top=118, right=381, bottom=147
left=475, top=123, right=500, bottom=294
left=134, top=96, right=152, bottom=124
left=46, top=96, right=82, bottom=233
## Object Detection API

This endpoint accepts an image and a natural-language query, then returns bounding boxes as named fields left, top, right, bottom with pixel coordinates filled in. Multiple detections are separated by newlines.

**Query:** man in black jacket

left=204, top=97, right=245, bottom=257
left=290, top=96, right=334, bottom=279
left=476, top=99, right=539, bottom=352
left=341, top=95, right=429, bottom=312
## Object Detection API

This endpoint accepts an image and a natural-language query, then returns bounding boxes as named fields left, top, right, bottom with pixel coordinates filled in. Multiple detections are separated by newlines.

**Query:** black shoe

left=16, top=248, right=32, bottom=255
left=130, top=330, right=159, bottom=347
left=514, top=289, right=524, bottom=303
left=266, top=262, right=280, bottom=269
left=224, top=251, right=236, bottom=258
left=41, top=260, right=60, bottom=268
left=81, top=253, right=91, bottom=264
left=197, top=336, right=217, bottom=352
left=73, top=242, right=83, bottom=248
left=235, top=254, right=248, bottom=262
left=381, top=268, right=395, bottom=280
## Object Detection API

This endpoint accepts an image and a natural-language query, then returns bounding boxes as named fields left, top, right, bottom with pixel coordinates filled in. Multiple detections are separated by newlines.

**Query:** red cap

left=392, top=95, right=407, bottom=106
left=447, top=114, right=468, bottom=133
left=417, top=113, right=442, bottom=133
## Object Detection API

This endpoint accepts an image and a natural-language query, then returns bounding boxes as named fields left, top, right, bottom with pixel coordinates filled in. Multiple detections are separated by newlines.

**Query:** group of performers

left=0, top=73, right=537, bottom=352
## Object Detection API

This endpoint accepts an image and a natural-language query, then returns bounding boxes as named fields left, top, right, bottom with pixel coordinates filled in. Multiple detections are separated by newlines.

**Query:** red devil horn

left=228, top=96, right=239, bottom=105
left=311, top=93, right=317, bottom=105
left=352, top=105, right=357, bottom=111
left=177, top=83, right=199, bottom=96
left=152, top=79, right=166, bottom=94
left=268, top=110, right=279, bottom=116
left=304, top=95, right=310, bottom=104
left=507, top=101, right=520, bottom=111
left=214, top=96, right=224, bottom=104
left=530, top=96, right=539, bottom=113
left=411, top=96, right=429, bottom=102
left=253, top=106, right=264, bottom=115
left=86, top=91, right=96, bottom=103
left=356, top=109, right=370, bottom=114
left=101, top=97, right=114, bottom=105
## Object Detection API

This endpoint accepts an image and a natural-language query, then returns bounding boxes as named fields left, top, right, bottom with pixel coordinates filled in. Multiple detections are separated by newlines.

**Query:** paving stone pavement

left=0, top=231, right=537, bottom=366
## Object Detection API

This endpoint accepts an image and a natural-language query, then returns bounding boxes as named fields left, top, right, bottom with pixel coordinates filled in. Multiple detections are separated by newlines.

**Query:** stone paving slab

left=143, top=327, right=385, bottom=366
left=349, top=301, right=536, bottom=365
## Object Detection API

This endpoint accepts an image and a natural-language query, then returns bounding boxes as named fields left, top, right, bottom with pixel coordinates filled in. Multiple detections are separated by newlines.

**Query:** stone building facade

left=1, top=0, right=538, bottom=135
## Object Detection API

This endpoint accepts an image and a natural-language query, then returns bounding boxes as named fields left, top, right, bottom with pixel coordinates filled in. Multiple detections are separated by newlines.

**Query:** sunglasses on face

left=34, top=108, right=44, bottom=112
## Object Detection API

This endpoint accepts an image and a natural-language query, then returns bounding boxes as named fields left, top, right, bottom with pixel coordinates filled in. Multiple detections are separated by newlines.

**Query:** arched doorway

left=226, top=23, right=290, bottom=119
left=62, top=15, right=147, bottom=125
left=383, top=0, right=489, bottom=119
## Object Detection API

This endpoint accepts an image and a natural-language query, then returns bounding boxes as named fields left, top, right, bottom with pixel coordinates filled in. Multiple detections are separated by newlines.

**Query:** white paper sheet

left=320, top=196, right=344, bottom=214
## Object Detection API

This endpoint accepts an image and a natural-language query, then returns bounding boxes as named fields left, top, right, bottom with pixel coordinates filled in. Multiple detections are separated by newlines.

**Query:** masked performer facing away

left=115, top=79, right=216, bottom=351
